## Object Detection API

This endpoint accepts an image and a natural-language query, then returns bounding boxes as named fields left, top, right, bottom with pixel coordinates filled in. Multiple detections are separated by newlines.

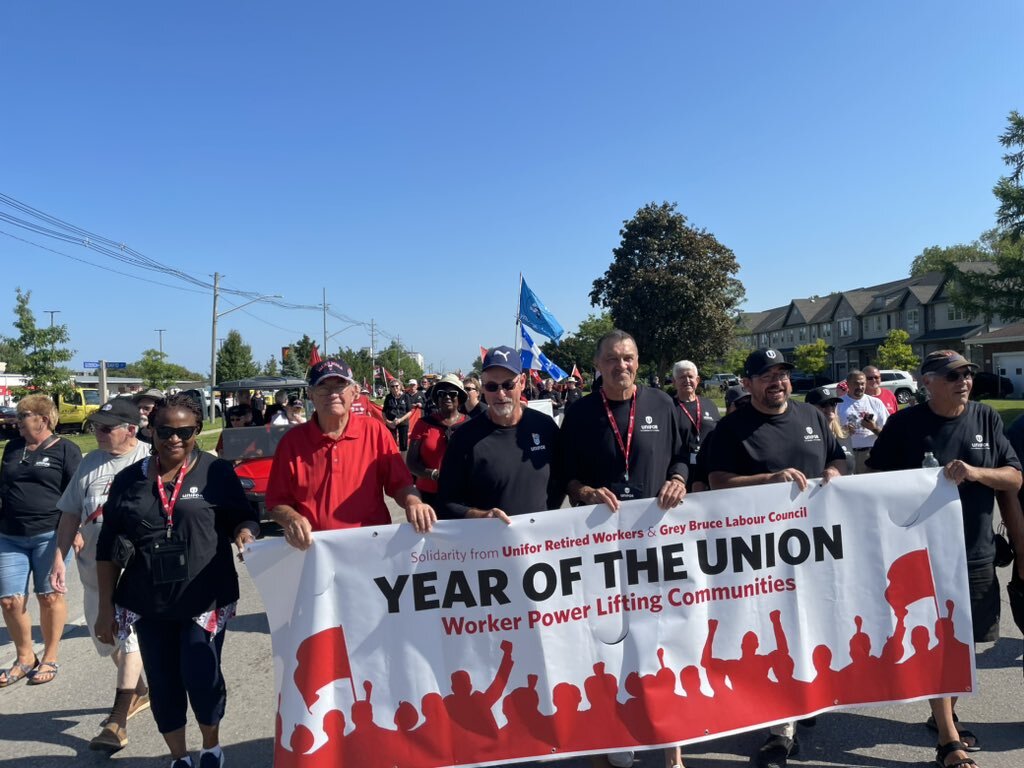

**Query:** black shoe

left=754, top=734, right=799, bottom=768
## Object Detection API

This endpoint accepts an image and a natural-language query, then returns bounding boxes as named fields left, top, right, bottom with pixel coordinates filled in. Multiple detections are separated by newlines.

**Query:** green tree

left=336, top=346, right=374, bottom=387
left=263, top=355, right=279, bottom=376
left=793, top=338, right=829, bottom=376
left=119, top=353, right=203, bottom=383
left=590, top=202, right=744, bottom=375
left=910, top=241, right=989, bottom=277
left=8, top=288, right=75, bottom=397
left=720, top=346, right=750, bottom=377
left=0, top=338, right=27, bottom=372
left=875, top=329, right=919, bottom=371
left=375, top=340, right=423, bottom=383
left=282, top=334, right=316, bottom=379
left=216, top=330, right=260, bottom=383
left=540, top=312, right=614, bottom=375
left=469, top=356, right=483, bottom=376
left=995, top=109, right=1024, bottom=243
left=135, top=349, right=177, bottom=389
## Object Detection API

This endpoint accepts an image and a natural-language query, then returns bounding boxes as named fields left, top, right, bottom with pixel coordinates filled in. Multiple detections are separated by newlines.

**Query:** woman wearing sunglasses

left=95, top=394, right=258, bottom=768
left=0, top=394, right=82, bottom=687
left=407, top=375, right=468, bottom=507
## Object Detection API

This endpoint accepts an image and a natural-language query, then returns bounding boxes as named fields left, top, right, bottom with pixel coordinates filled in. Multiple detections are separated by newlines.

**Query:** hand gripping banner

left=246, top=469, right=974, bottom=768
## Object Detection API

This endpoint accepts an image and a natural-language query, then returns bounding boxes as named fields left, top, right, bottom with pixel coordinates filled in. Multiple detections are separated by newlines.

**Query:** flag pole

left=516, top=272, right=526, bottom=351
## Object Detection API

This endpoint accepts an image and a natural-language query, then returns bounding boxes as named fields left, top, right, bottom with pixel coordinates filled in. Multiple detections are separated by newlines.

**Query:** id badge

left=608, top=481, right=645, bottom=501
left=151, top=540, right=189, bottom=585
left=690, top=452, right=698, bottom=464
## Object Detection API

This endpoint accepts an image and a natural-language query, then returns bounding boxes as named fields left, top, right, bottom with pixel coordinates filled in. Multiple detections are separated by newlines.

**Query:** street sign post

left=83, top=361, right=126, bottom=369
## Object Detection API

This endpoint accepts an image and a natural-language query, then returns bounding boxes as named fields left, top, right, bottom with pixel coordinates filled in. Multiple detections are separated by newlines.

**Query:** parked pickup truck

left=54, top=387, right=101, bottom=433
left=705, top=373, right=739, bottom=392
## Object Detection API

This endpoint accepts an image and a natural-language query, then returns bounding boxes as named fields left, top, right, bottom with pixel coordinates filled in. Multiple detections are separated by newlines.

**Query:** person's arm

left=709, top=468, right=810, bottom=491
left=944, top=463, right=1022, bottom=491
left=997, top=489, right=1024, bottom=582
left=269, top=504, right=313, bottom=550
left=392, top=485, right=436, bottom=533
left=406, top=439, right=433, bottom=480
left=49, top=511, right=81, bottom=593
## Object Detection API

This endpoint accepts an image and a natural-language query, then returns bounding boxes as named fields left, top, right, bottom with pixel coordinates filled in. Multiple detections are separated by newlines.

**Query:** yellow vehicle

left=53, top=387, right=101, bottom=433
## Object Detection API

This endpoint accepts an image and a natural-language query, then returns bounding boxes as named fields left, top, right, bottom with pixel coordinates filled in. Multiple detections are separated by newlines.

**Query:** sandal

left=0, top=655, right=39, bottom=687
left=26, top=660, right=59, bottom=686
left=927, top=714, right=981, bottom=752
left=936, top=740, right=977, bottom=768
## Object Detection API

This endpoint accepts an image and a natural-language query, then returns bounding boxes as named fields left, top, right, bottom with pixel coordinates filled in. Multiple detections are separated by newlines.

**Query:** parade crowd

left=2, top=331, right=1024, bottom=768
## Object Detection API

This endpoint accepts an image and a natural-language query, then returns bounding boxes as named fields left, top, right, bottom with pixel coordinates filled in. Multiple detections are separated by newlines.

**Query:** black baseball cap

left=482, top=345, right=522, bottom=374
left=920, top=350, right=978, bottom=376
left=805, top=386, right=842, bottom=407
left=308, top=358, right=355, bottom=388
left=743, top=348, right=795, bottom=378
left=89, top=397, right=142, bottom=427
left=725, top=385, right=751, bottom=407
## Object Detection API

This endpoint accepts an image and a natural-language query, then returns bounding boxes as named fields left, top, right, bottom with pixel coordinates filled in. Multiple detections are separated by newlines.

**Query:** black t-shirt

left=563, top=388, right=583, bottom=411
left=0, top=436, right=82, bottom=536
left=559, top=386, right=689, bottom=499
left=97, top=451, right=254, bottom=620
left=383, top=393, right=412, bottom=422
left=673, top=395, right=721, bottom=456
left=465, top=401, right=488, bottom=419
left=438, top=408, right=563, bottom=518
left=705, top=400, right=845, bottom=481
left=867, top=401, right=1021, bottom=565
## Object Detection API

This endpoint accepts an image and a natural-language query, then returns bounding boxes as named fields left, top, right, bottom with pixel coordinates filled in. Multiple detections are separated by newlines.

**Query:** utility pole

left=44, top=310, right=61, bottom=327
left=155, top=329, right=166, bottom=355
left=369, top=319, right=376, bottom=389
left=209, top=272, right=220, bottom=422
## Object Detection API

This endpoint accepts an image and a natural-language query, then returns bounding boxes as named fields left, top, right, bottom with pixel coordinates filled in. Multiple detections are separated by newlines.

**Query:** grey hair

left=672, top=360, right=698, bottom=377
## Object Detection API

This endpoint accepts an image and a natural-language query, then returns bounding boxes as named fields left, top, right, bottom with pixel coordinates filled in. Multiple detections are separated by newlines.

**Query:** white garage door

left=993, top=353, right=1024, bottom=399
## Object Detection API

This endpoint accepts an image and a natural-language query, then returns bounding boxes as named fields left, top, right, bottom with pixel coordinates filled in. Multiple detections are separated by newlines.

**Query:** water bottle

left=922, top=452, right=939, bottom=468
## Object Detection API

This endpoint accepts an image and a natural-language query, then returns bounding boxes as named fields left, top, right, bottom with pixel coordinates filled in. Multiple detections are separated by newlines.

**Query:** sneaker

left=754, top=734, right=799, bottom=768
left=607, top=751, right=635, bottom=768
left=199, top=749, right=225, bottom=767
left=171, top=759, right=193, bottom=768
left=89, top=723, right=128, bottom=753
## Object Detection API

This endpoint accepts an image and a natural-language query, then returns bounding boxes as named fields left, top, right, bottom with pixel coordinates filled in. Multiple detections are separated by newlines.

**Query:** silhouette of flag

left=309, top=344, right=323, bottom=366
left=519, top=277, right=564, bottom=341
left=884, top=549, right=936, bottom=614
left=293, top=626, right=356, bottom=710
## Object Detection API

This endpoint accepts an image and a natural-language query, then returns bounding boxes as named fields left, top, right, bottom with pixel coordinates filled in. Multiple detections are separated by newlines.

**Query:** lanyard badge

left=600, top=389, right=637, bottom=482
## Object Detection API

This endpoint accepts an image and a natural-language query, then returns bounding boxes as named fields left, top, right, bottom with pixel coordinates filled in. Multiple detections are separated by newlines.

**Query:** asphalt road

left=2, top=501, right=1022, bottom=768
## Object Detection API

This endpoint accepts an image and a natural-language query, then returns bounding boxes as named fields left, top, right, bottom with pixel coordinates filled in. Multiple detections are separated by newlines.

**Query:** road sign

left=83, top=361, right=100, bottom=369
left=106, top=362, right=127, bottom=369
left=82, top=361, right=127, bottom=370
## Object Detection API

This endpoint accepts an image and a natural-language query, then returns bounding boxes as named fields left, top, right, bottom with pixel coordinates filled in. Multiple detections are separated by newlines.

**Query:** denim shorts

left=0, top=530, right=69, bottom=598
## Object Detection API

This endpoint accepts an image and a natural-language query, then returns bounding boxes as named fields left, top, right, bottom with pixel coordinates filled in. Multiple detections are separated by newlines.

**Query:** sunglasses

left=154, top=425, right=200, bottom=441
left=435, top=390, right=459, bottom=400
left=464, top=387, right=478, bottom=392
left=944, top=370, right=973, bottom=383
left=483, top=380, right=518, bottom=393
left=95, top=424, right=129, bottom=434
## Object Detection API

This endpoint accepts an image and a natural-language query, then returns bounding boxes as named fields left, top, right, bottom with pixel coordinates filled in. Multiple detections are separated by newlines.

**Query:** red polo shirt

left=265, top=413, right=413, bottom=530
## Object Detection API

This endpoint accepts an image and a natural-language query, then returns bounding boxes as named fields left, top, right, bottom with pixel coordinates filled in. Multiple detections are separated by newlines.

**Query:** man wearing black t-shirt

left=438, top=346, right=562, bottom=521
left=562, top=376, right=583, bottom=412
left=671, top=359, right=721, bottom=483
left=867, top=349, right=1023, bottom=766
left=706, top=348, right=845, bottom=768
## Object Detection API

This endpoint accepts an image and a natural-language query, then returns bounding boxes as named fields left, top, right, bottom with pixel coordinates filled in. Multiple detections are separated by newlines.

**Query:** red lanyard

left=155, top=457, right=189, bottom=538
left=600, top=389, right=636, bottom=481
left=678, top=398, right=702, bottom=433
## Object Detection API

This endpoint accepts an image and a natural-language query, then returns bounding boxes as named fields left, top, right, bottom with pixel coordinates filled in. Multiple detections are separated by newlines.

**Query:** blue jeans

left=0, top=530, right=67, bottom=598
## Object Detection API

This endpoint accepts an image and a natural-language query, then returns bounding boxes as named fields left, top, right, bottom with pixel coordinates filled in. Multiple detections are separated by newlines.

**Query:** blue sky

left=1, top=2, right=1020, bottom=376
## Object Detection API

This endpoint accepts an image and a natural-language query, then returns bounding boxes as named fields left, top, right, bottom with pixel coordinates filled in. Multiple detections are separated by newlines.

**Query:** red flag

left=530, top=369, right=543, bottom=386
left=309, top=344, right=323, bottom=366
left=884, top=549, right=936, bottom=614
left=480, top=345, right=488, bottom=362
left=293, top=626, right=355, bottom=710
left=376, top=365, right=396, bottom=383
left=571, top=363, right=582, bottom=380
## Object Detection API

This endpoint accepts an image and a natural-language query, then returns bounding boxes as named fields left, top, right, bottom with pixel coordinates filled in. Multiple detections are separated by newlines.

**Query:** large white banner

left=246, top=469, right=974, bottom=768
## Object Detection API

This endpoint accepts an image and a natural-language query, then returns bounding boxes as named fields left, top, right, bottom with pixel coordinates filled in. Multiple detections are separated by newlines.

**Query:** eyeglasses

left=944, top=370, right=974, bottom=383
left=435, top=390, right=459, bottom=400
left=95, top=424, right=129, bottom=434
left=313, top=384, right=350, bottom=397
left=154, top=425, right=200, bottom=441
left=483, top=380, right=518, bottom=393
left=464, top=387, right=477, bottom=392
left=755, top=371, right=790, bottom=383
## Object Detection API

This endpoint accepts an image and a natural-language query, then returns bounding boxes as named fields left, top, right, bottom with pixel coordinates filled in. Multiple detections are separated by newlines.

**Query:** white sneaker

left=607, top=751, right=635, bottom=767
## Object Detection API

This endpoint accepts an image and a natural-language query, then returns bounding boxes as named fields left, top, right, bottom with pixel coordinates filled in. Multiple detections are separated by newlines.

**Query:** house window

left=947, top=304, right=966, bottom=322
left=798, top=327, right=807, bottom=341
left=822, top=323, right=831, bottom=338
left=906, top=309, right=919, bottom=332
left=839, top=319, right=852, bottom=337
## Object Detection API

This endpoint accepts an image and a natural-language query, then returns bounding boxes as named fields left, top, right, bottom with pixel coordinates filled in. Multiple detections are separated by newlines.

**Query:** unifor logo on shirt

left=180, top=486, right=204, bottom=500
left=971, top=434, right=991, bottom=451
left=530, top=434, right=546, bottom=453
left=803, top=426, right=822, bottom=443
left=36, top=456, right=52, bottom=467
left=640, top=415, right=660, bottom=432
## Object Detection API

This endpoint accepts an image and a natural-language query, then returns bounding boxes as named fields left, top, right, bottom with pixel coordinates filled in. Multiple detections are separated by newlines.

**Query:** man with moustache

left=705, top=348, right=846, bottom=768
left=867, top=350, right=1023, bottom=767
left=438, top=347, right=562, bottom=522
left=863, top=365, right=899, bottom=416
left=836, top=369, right=888, bottom=474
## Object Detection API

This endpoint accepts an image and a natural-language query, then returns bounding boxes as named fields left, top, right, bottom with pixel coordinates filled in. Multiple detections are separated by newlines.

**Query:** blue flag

left=520, top=326, right=569, bottom=381
left=519, top=278, right=564, bottom=341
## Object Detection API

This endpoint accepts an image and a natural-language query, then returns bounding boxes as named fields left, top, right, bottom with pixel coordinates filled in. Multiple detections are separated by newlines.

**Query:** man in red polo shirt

left=266, top=358, right=436, bottom=550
